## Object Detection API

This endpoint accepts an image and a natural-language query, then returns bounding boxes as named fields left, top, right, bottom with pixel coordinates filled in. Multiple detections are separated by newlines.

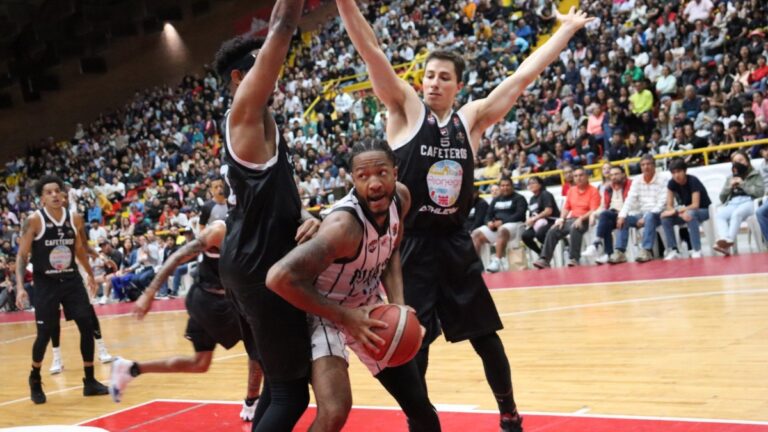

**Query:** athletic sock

left=130, top=363, right=141, bottom=377
left=84, top=366, right=94, bottom=380
left=30, top=366, right=41, bottom=380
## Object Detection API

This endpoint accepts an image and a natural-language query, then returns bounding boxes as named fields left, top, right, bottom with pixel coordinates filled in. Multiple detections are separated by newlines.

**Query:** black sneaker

left=29, top=376, right=46, bottom=404
left=83, top=378, right=109, bottom=396
left=500, top=414, right=523, bottom=432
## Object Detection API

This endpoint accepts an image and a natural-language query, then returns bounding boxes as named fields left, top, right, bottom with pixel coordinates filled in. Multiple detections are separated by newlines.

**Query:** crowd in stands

left=2, top=0, right=768, bottom=310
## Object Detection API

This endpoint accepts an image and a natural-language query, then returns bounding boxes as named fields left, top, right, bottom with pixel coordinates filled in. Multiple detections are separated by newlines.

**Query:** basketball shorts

left=401, top=230, right=503, bottom=345
left=229, top=281, right=311, bottom=381
left=184, top=285, right=243, bottom=352
left=33, top=276, right=91, bottom=328
left=309, top=296, right=385, bottom=376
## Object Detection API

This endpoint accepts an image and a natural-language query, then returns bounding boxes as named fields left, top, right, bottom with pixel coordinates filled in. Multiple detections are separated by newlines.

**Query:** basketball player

left=215, top=0, right=314, bottom=430
left=336, top=2, right=594, bottom=429
left=109, top=220, right=269, bottom=422
left=49, top=189, right=114, bottom=375
left=15, top=175, right=109, bottom=404
left=268, top=140, right=441, bottom=432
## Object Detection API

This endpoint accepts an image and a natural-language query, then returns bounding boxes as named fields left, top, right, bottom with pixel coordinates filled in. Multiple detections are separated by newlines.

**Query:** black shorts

left=401, top=230, right=503, bottom=345
left=185, top=285, right=248, bottom=353
left=33, top=277, right=91, bottom=328
left=229, top=281, right=310, bottom=382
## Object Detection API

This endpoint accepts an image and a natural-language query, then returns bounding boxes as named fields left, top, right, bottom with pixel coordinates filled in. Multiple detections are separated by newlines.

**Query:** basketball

left=368, top=304, right=423, bottom=368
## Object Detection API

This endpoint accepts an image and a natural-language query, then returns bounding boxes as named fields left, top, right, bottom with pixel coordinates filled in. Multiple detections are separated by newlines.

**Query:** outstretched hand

left=556, top=7, right=595, bottom=31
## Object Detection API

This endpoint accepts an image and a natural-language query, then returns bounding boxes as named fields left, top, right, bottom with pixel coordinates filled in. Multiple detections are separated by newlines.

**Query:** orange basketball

left=368, top=304, right=423, bottom=367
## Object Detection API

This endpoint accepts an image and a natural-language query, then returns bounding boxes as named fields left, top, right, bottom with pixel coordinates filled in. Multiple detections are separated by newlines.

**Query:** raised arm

left=229, top=0, right=305, bottom=165
left=14, top=213, right=39, bottom=309
left=380, top=183, right=410, bottom=305
left=135, top=222, right=225, bottom=318
left=335, top=0, right=422, bottom=132
left=266, top=211, right=386, bottom=352
left=460, top=7, right=594, bottom=150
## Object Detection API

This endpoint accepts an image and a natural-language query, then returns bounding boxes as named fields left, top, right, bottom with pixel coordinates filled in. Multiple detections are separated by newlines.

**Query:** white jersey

left=314, top=190, right=400, bottom=308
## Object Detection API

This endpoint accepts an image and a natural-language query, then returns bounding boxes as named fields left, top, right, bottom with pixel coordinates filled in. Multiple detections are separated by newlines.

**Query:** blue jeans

left=661, top=208, right=710, bottom=251
left=171, top=263, right=189, bottom=296
left=614, top=212, right=661, bottom=252
left=715, top=196, right=754, bottom=243
left=596, top=211, right=619, bottom=255
left=757, top=200, right=768, bottom=242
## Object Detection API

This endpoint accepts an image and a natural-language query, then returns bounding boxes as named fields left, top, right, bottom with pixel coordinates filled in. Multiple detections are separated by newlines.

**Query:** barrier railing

left=474, top=138, right=768, bottom=187
left=302, top=53, right=427, bottom=119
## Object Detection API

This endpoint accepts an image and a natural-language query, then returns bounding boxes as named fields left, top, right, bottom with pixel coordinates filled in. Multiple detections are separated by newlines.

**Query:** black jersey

left=31, top=208, right=79, bottom=281
left=219, top=112, right=302, bottom=283
left=393, top=103, right=474, bottom=234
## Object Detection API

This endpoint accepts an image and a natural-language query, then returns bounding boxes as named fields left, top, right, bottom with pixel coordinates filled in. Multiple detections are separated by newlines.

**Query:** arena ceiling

left=0, top=0, right=228, bottom=107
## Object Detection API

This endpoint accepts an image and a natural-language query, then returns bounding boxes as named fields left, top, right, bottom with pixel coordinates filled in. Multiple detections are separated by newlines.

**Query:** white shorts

left=309, top=299, right=387, bottom=376
left=474, top=222, right=523, bottom=247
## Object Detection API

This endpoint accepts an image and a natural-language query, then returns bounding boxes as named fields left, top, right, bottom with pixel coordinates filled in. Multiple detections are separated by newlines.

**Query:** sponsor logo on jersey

left=392, top=223, right=399, bottom=237
left=46, top=223, right=53, bottom=228
left=427, top=114, right=436, bottom=125
left=49, top=245, right=73, bottom=271
left=427, top=160, right=463, bottom=208
left=453, top=117, right=460, bottom=127
left=367, top=239, right=378, bottom=253
left=439, top=127, right=448, bottom=137
left=456, top=131, right=466, bottom=143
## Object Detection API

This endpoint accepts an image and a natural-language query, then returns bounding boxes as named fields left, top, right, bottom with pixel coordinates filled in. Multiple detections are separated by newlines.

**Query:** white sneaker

left=486, top=256, right=501, bottom=273
left=50, top=349, right=63, bottom=375
left=664, top=250, right=680, bottom=260
left=240, top=398, right=258, bottom=421
left=98, top=296, right=108, bottom=305
left=109, top=357, right=135, bottom=403
left=97, top=340, right=114, bottom=364
left=582, top=244, right=598, bottom=258
left=690, top=250, right=702, bottom=259
left=595, top=254, right=609, bottom=265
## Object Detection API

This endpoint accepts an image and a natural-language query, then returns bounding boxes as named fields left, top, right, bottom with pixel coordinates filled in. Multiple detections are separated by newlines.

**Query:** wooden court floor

left=1, top=273, right=767, bottom=428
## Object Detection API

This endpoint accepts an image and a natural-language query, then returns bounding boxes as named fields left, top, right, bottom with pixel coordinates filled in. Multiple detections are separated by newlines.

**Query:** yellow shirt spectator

left=629, top=89, right=653, bottom=115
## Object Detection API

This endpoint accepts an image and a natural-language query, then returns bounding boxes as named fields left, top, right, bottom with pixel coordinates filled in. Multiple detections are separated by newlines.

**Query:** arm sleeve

left=510, top=195, right=528, bottom=222
left=199, top=201, right=213, bottom=227
left=473, top=200, right=490, bottom=231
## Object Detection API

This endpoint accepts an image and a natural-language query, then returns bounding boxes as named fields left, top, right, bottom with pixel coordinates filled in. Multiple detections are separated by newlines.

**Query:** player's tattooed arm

left=144, top=238, right=205, bottom=297
left=268, top=212, right=388, bottom=352
left=72, top=214, right=96, bottom=278
left=14, top=214, right=38, bottom=308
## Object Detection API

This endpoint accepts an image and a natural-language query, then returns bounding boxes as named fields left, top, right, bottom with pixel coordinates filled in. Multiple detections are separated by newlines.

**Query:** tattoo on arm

left=149, top=239, right=205, bottom=291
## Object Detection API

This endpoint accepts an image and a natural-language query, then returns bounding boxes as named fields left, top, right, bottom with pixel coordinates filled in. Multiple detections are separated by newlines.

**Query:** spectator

left=88, top=220, right=108, bottom=244
left=584, top=166, right=632, bottom=264
left=660, top=157, right=712, bottom=259
left=471, top=177, right=528, bottom=273
left=533, top=167, right=600, bottom=268
left=615, top=154, right=668, bottom=263
left=521, top=176, right=560, bottom=257
left=713, top=151, right=764, bottom=255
